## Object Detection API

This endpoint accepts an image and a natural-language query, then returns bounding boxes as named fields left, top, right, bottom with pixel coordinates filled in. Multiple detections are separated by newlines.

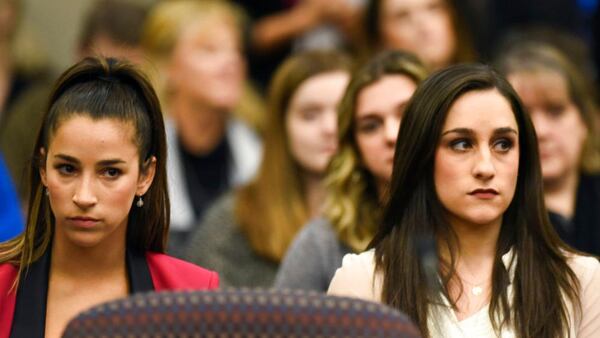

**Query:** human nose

left=530, top=110, right=551, bottom=140
left=472, top=148, right=495, bottom=180
left=323, top=110, right=338, bottom=136
left=72, top=175, right=98, bottom=208
left=384, top=117, right=400, bottom=145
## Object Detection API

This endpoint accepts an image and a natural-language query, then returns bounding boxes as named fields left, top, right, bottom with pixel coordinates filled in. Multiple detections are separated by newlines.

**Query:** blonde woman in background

left=142, top=0, right=263, bottom=255
left=496, top=41, right=600, bottom=256
left=274, top=50, right=427, bottom=291
left=185, top=51, right=352, bottom=287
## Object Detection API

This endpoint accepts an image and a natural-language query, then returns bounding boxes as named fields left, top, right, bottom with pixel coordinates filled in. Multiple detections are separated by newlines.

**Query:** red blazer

left=0, top=252, right=218, bottom=338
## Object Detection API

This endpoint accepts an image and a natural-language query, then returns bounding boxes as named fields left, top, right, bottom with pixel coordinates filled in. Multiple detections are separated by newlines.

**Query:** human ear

left=136, top=156, right=157, bottom=196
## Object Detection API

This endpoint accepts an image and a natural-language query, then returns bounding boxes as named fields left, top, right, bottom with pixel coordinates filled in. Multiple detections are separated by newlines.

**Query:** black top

left=231, top=0, right=294, bottom=91
left=10, top=248, right=153, bottom=338
left=549, top=174, right=600, bottom=256
left=178, top=136, right=232, bottom=221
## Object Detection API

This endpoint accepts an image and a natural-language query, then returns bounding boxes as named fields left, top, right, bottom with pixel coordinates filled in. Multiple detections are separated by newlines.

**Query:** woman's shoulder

left=566, top=253, right=600, bottom=287
left=192, top=192, right=238, bottom=239
left=203, top=192, right=236, bottom=221
left=340, top=249, right=376, bottom=269
left=296, top=217, right=338, bottom=243
left=327, top=250, right=381, bottom=302
left=565, top=253, right=600, bottom=336
left=145, top=252, right=219, bottom=291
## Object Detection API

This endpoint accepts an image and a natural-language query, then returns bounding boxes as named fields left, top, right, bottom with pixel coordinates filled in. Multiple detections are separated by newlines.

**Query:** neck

left=543, top=170, right=579, bottom=219
left=302, top=171, right=327, bottom=219
left=50, top=230, right=126, bottom=280
left=440, top=216, right=500, bottom=278
left=170, top=94, right=228, bottom=155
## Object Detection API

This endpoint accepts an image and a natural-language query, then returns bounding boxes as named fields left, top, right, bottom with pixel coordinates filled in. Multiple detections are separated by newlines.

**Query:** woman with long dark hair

left=275, top=50, right=427, bottom=291
left=328, top=64, right=600, bottom=337
left=0, top=57, right=218, bottom=338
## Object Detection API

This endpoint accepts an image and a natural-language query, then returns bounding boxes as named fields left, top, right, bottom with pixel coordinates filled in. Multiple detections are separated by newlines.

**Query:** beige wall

left=20, top=0, right=154, bottom=72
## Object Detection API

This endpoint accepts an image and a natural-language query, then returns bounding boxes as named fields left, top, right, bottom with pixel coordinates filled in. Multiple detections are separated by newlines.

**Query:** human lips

left=468, top=188, right=499, bottom=199
left=67, top=216, right=100, bottom=228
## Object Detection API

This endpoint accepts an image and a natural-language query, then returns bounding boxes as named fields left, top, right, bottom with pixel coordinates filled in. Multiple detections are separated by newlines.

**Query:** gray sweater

left=184, top=192, right=278, bottom=288
left=274, top=217, right=352, bottom=292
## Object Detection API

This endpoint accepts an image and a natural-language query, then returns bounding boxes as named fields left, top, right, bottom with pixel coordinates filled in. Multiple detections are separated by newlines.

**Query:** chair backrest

left=62, top=288, right=421, bottom=337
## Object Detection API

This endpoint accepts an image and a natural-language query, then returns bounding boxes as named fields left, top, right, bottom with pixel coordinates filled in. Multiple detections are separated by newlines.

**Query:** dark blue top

left=549, top=173, right=600, bottom=256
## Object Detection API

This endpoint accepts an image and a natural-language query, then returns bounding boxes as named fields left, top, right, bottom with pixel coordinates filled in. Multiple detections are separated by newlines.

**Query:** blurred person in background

left=0, top=0, right=149, bottom=202
left=185, top=51, right=352, bottom=287
left=233, top=0, right=364, bottom=91
left=363, top=0, right=475, bottom=70
left=77, top=0, right=148, bottom=65
left=0, top=0, right=49, bottom=126
left=496, top=41, right=600, bottom=256
left=142, top=0, right=263, bottom=256
left=274, top=50, right=427, bottom=291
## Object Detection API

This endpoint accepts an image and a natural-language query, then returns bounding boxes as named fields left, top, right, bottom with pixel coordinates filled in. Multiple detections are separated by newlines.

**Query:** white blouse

left=327, top=249, right=600, bottom=337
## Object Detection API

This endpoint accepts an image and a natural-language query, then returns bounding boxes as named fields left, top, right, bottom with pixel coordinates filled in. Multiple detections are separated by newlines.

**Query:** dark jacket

left=550, top=174, right=600, bottom=256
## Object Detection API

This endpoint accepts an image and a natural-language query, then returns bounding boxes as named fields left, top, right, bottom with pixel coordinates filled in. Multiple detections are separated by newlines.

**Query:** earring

left=136, top=195, right=144, bottom=208
left=45, top=188, right=49, bottom=196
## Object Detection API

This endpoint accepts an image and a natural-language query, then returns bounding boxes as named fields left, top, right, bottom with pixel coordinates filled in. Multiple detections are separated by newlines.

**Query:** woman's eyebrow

left=493, top=127, right=518, bottom=136
left=441, top=128, right=473, bottom=136
left=441, top=127, right=518, bottom=137
left=53, top=154, right=126, bottom=166
left=97, top=159, right=126, bottom=166
left=54, top=154, right=79, bottom=163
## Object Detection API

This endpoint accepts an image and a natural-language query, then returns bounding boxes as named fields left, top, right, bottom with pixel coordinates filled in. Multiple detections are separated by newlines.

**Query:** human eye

left=449, top=138, right=472, bottom=152
left=55, top=163, right=76, bottom=176
left=545, top=104, right=565, bottom=118
left=101, top=167, right=122, bottom=179
left=492, top=138, right=514, bottom=153
left=356, top=118, right=382, bottom=134
left=300, top=107, right=321, bottom=121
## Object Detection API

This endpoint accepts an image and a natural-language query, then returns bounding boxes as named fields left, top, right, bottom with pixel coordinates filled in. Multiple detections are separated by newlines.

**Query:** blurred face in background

left=82, top=34, right=146, bottom=65
left=379, top=0, right=456, bottom=69
left=168, top=15, right=245, bottom=112
left=354, top=75, right=417, bottom=192
left=508, top=70, right=588, bottom=185
left=286, top=71, right=350, bottom=175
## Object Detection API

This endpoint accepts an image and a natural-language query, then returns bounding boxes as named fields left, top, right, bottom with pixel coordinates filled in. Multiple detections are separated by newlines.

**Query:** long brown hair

left=0, top=57, right=170, bottom=281
left=236, top=51, right=352, bottom=262
left=370, top=64, right=580, bottom=337
left=324, top=50, right=428, bottom=252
